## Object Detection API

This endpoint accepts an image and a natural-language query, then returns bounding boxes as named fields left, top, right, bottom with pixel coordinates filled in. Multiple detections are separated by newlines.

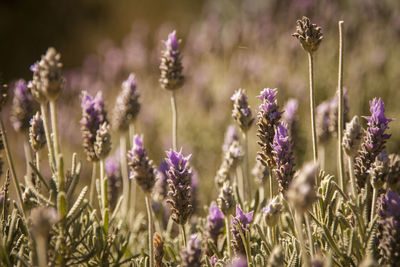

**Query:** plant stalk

left=225, top=216, right=232, bottom=259
left=180, top=224, right=187, bottom=248
left=50, top=101, right=61, bottom=168
left=348, top=156, right=357, bottom=199
left=120, top=134, right=130, bottom=217
left=145, top=194, right=154, bottom=267
left=129, top=123, right=137, bottom=221
left=243, top=132, right=251, bottom=201
left=269, top=169, right=273, bottom=199
left=371, top=187, right=378, bottom=222
left=295, top=211, right=310, bottom=266
left=89, top=162, right=97, bottom=205
left=170, top=91, right=178, bottom=151
left=307, top=52, right=318, bottom=165
left=40, top=104, right=56, bottom=170
left=337, top=21, right=345, bottom=192
left=305, top=214, right=314, bottom=260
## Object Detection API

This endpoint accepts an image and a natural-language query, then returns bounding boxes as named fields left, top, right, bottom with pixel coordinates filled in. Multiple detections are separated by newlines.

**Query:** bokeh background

left=1, top=0, right=399, bottom=212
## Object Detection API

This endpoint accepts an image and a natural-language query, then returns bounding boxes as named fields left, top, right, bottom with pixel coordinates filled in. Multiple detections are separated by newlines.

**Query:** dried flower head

left=272, top=122, right=295, bottom=192
left=94, top=122, right=112, bottom=160
left=376, top=191, right=400, bottom=265
left=29, top=112, right=46, bottom=152
left=292, top=16, right=323, bottom=53
left=127, top=135, right=156, bottom=193
left=257, top=88, right=283, bottom=167
left=287, top=162, right=318, bottom=213
left=28, top=47, right=64, bottom=102
left=263, top=196, right=282, bottom=227
left=159, top=30, right=184, bottom=90
left=180, top=234, right=202, bottom=267
left=80, top=91, right=107, bottom=162
left=10, top=79, right=36, bottom=133
left=217, top=182, right=236, bottom=216
left=231, top=205, right=253, bottom=256
left=355, top=98, right=392, bottom=190
left=112, top=74, right=141, bottom=131
left=165, top=149, right=193, bottom=225
left=231, top=89, right=254, bottom=132
left=343, top=116, right=362, bottom=157
left=205, top=201, right=225, bottom=243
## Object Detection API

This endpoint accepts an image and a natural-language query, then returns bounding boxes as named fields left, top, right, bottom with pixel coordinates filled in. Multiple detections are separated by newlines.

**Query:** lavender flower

left=231, top=205, right=253, bottom=256
left=112, top=74, right=141, bottom=131
left=191, top=169, right=199, bottom=213
left=29, top=112, right=46, bottom=152
left=10, top=79, right=36, bottom=133
left=80, top=91, right=107, bottom=162
left=257, top=88, right=283, bottom=167
left=292, top=16, right=323, bottom=53
left=154, top=160, right=169, bottom=199
left=272, top=123, right=295, bottom=192
left=354, top=98, right=392, bottom=190
left=376, top=191, right=400, bottom=265
left=287, top=162, right=318, bottom=213
left=370, top=151, right=389, bottom=190
left=28, top=47, right=64, bottom=102
left=127, top=135, right=156, bottom=193
left=165, top=149, right=193, bottom=225
left=231, top=89, right=254, bottom=132
left=262, top=196, right=282, bottom=227
left=205, top=202, right=225, bottom=243
left=222, top=125, right=239, bottom=153
left=180, top=234, right=202, bottom=267
left=105, top=152, right=122, bottom=208
left=94, top=122, right=111, bottom=160
left=252, top=159, right=269, bottom=186
left=316, top=101, right=331, bottom=144
left=159, top=30, right=184, bottom=91
left=217, top=182, right=236, bottom=216
left=215, top=140, right=243, bottom=187
left=282, top=98, right=299, bottom=147
left=342, top=116, right=362, bottom=157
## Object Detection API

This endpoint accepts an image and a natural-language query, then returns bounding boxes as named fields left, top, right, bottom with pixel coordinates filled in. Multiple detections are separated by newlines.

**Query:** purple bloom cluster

left=377, top=191, right=400, bottom=265
left=80, top=91, right=107, bottom=162
left=154, top=160, right=169, bottom=199
left=165, top=149, right=193, bottom=225
left=231, top=205, right=253, bottom=256
left=354, top=98, right=392, bottom=189
left=272, top=122, right=295, bottom=192
left=282, top=98, right=299, bottom=146
left=105, top=151, right=122, bottom=208
left=257, top=88, right=283, bottom=167
left=11, top=79, right=36, bottom=133
left=180, top=234, right=202, bottom=267
left=205, top=201, right=225, bottom=243
left=231, top=89, right=254, bottom=132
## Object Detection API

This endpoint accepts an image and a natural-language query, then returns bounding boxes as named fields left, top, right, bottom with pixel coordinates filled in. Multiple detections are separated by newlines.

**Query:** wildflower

left=316, top=101, right=331, bottom=144
left=94, top=122, right=111, bottom=160
left=112, top=74, right=141, bottom=131
left=10, top=79, right=36, bottom=133
left=215, top=140, right=243, bottom=187
left=165, top=149, right=193, bottom=225
left=282, top=98, right=299, bottom=147
left=217, top=182, right=236, bottom=216
left=28, top=47, right=64, bottom=102
left=180, top=234, right=202, bottom=267
left=252, top=159, right=269, bottom=186
left=231, top=205, right=253, bottom=256
left=205, top=201, right=225, bottom=243
left=29, top=112, right=46, bottom=152
left=229, top=256, right=248, bottom=267
left=222, top=125, right=239, bottom=153
left=262, top=196, right=282, bottom=227
left=159, top=30, right=184, bottom=90
left=267, top=246, right=284, bottom=267
left=292, top=16, right=323, bottom=53
left=342, top=116, right=362, bottom=157
left=257, top=88, right=283, bottom=167
left=105, top=152, right=122, bottom=208
left=376, top=191, right=400, bottom=265
left=154, top=160, right=169, bottom=199
left=272, top=123, right=295, bottom=192
left=287, top=162, right=318, bottom=213
left=231, top=89, right=254, bottom=132
left=127, top=135, right=156, bottom=193
left=354, top=98, right=392, bottom=190
left=370, top=151, right=389, bottom=190
left=154, top=232, right=164, bottom=267
left=80, top=91, right=107, bottom=162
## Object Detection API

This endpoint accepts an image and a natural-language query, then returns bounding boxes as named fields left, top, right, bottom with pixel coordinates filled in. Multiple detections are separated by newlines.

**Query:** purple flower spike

left=282, top=98, right=299, bottom=151
left=377, top=191, right=400, bottom=265
left=160, top=30, right=184, bottom=90
left=180, top=234, right=202, bottom=267
left=231, top=89, right=254, bottom=132
left=205, top=202, right=225, bottom=243
left=122, top=73, right=136, bottom=92
left=132, top=135, right=145, bottom=157
left=154, top=160, right=169, bottom=199
left=164, top=30, right=179, bottom=52
left=223, top=125, right=239, bottom=152
left=210, top=254, right=218, bottom=266
left=258, top=88, right=283, bottom=120
left=231, top=205, right=253, bottom=256
left=80, top=90, right=107, bottom=162
left=11, top=79, right=36, bottom=133
left=355, top=97, right=392, bottom=190
left=272, top=122, right=295, bottom=192
left=165, top=149, right=193, bottom=225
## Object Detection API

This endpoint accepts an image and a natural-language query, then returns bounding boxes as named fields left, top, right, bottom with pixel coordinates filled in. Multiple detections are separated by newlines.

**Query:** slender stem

left=89, top=162, right=97, bottom=205
left=0, top=118, right=26, bottom=216
left=100, top=159, right=106, bottom=211
left=180, top=224, right=187, bottom=248
left=243, top=132, right=251, bottom=201
left=145, top=194, right=154, bottom=267
left=295, top=211, right=310, bottom=266
left=35, top=235, right=48, bottom=267
left=225, top=216, right=232, bottom=259
left=36, top=152, right=40, bottom=173
left=40, top=104, right=56, bottom=169
left=337, top=21, right=345, bottom=192
left=319, top=145, right=326, bottom=170
left=23, top=140, right=32, bottom=184
left=371, top=187, right=377, bottom=222
left=348, top=156, right=357, bottom=199
left=307, top=53, right=318, bottom=165
left=239, top=228, right=251, bottom=265
left=120, top=135, right=130, bottom=217
left=170, top=91, right=178, bottom=151
left=50, top=101, right=60, bottom=167
left=269, top=169, right=273, bottom=200
left=236, top=166, right=244, bottom=203
left=305, top=214, right=314, bottom=260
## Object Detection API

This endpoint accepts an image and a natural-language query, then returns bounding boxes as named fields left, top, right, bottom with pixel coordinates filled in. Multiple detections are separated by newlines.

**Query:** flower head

left=205, top=202, right=225, bottom=243
left=29, top=112, right=46, bottom=152
left=282, top=98, right=299, bottom=146
left=11, top=79, right=36, bottom=133
left=180, top=234, right=202, bottom=267
left=292, top=16, right=323, bottom=53
left=105, top=151, right=122, bottom=208
left=263, top=196, right=282, bottom=227
left=223, top=125, right=239, bottom=152
left=217, top=182, right=236, bottom=216
left=231, top=205, right=253, bottom=256
left=231, top=89, right=254, bottom=132
left=342, top=116, right=362, bottom=157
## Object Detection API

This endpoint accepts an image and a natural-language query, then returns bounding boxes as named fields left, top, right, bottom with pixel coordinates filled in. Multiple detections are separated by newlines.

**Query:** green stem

left=50, top=101, right=60, bottom=167
left=225, top=216, right=232, bottom=259
left=36, top=152, right=40, bottom=173
left=348, top=156, right=357, bottom=199
left=269, top=169, right=273, bottom=200
left=239, top=228, right=251, bottom=265
left=35, top=235, right=48, bottom=267
left=89, top=162, right=97, bottom=205
left=120, top=134, right=130, bottom=217
left=337, top=21, right=345, bottom=192
left=100, top=159, right=109, bottom=235
left=171, top=91, right=178, bottom=151
left=295, top=211, right=310, bottom=266
left=305, top=214, right=314, bottom=260
left=371, top=187, right=377, bottom=222
left=243, top=132, right=251, bottom=201
left=145, top=194, right=154, bottom=267
left=40, top=104, right=56, bottom=169
left=236, top=166, right=244, bottom=203
left=0, top=118, right=26, bottom=217
left=180, top=224, right=187, bottom=248
left=307, top=52, right=318, bottom=165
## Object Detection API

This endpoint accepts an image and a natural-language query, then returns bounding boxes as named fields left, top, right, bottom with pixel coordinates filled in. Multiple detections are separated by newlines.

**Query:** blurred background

left=1, top=0, right=399, bottom=212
